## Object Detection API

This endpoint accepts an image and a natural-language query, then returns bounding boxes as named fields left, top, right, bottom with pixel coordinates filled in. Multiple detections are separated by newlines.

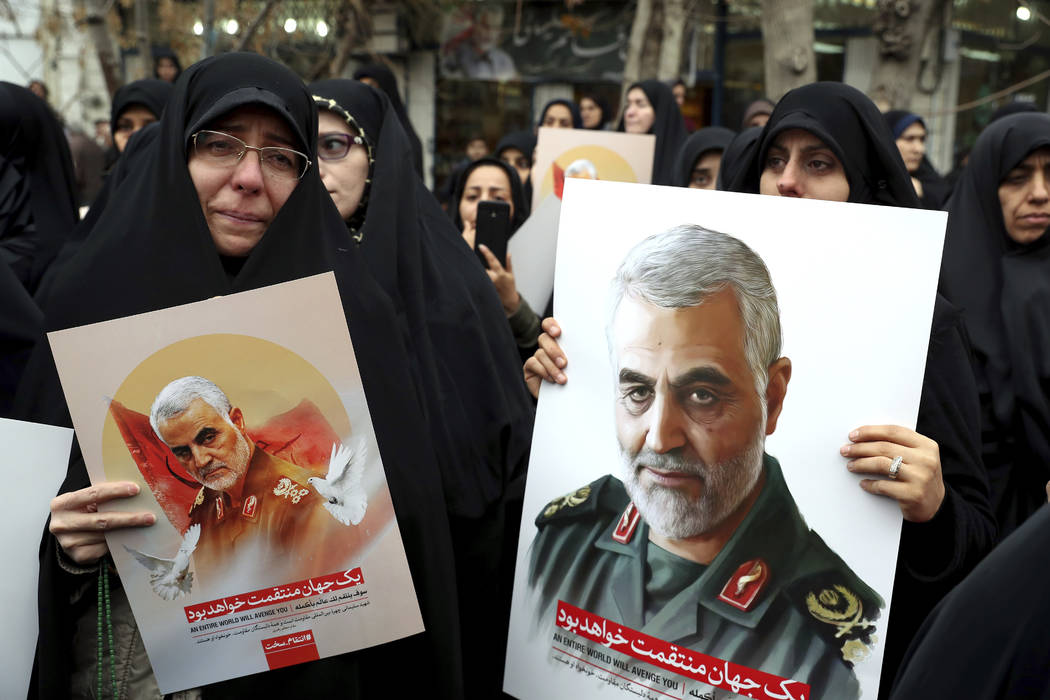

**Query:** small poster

left=1, top=418, right=73, bottom=700
left=504, top=179, right=948, bottom=700
left=509, top=128, right=656, bottom=315
left=531, top=127, right=655, bottom=213
left=48, top=273, right=423, bottom=692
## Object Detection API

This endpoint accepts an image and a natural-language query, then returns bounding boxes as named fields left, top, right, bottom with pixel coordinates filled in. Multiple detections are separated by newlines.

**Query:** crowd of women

left=2, top=49, right=1049, bottom=699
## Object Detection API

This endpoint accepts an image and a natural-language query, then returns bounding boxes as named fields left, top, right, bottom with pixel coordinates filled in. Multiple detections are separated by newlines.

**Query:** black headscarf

left=0, top=82, right=78, bottom=293
left=351, top=63, right=424, bottom=177
left=311, top=79, right=535, bottom=696
left=717, top=125, right=763, bottom=191
left=311, top=80, right=378, bottom=238
left=672, top=126, right=736, bottom=187
left=883, top=110, right=951, bottom=210
left=451, top=156, right=528, bottom=233
left=580, top=93, right=611, bottom=130
left=0, top=256, right=41, bottom=416
left=617, top=80, right=688, bottom=186
left=109, top=78, right=173, bottom=140
left=722, top=82, right=995, bottom=697
left=495, top=130, right=536, bottom=162
left=741, top=98, right=775, bottom=130
left=536, top=98, right=583, bottom=129
left=940, top=112, right=1050, bottom=536
left=727, top=82, right=919, bottom=208
left=990, top=101, right=1039, bottom=124
left=152, top=46, right=182, bottom=82
left=23, top=53, right=463, bottom=699
left=495, top=130, right=535, bottom=214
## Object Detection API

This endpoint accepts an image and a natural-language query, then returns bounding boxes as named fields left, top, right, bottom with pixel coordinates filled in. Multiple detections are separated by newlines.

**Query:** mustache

left=197, top=462, right=229, bottom=479
left=630, top=449, right=708, bottom=479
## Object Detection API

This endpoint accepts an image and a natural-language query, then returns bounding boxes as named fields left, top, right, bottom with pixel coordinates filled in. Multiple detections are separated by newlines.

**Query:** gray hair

left=607, top=224, right=782, bottom=393
left=149, top=376, right=233, bottom=441
left=565, top=158, right=597, bottom=179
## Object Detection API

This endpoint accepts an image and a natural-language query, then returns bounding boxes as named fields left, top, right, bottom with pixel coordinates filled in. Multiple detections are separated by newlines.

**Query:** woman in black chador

left=22, top=53, right=465, bottom=699
left=311, top=77, right=536, bottom=698
left=617, top=79, right=688, bottom=186
left=940, top=111, right=1050, bottom=539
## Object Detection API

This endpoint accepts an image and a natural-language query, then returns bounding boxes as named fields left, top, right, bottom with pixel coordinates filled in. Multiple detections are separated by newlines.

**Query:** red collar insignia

left=612, top=502, right=641, bottom=544
left=241, top=494, right=259, bottom=520
left=718, top=558, right=769, bottom=611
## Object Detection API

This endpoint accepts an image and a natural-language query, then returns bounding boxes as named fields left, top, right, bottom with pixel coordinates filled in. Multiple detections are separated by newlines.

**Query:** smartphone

left=475, top=200, right=511, bottom=269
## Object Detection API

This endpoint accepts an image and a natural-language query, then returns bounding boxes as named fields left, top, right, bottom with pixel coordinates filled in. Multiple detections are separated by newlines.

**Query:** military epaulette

left=785, top=570, right=884, bottom=668
left=535, top=475, right=628, bottom=527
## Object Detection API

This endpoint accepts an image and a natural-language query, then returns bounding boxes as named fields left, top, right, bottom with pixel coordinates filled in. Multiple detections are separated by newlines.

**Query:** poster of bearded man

left=504, top=179, right=948, bottom=700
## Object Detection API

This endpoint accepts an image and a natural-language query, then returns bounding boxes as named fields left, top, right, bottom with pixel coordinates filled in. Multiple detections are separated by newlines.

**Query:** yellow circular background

left=103, top=333, right=351, bottom=484
left=539, top=145, right=640, bottom=200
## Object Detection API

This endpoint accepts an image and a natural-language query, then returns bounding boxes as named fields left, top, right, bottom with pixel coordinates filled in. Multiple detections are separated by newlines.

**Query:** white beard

left=619, top=423, right=766, bottom=540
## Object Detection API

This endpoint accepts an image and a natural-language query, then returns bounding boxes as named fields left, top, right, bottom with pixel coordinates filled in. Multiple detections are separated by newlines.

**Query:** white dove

left=308, top=439, right=369, bottom=526
left=123, top=524, right=201, bottom=601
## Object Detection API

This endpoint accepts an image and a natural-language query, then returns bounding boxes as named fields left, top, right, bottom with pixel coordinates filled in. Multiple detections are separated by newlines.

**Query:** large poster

left=510, top=128, right=655, bottom=313
left=505, top=179, right=948, bottom=700
left=439, top=3, right=631, bottom=81
left=1, top=418, right=73, bottom=700
left=48, top=273, right=423, bottom=692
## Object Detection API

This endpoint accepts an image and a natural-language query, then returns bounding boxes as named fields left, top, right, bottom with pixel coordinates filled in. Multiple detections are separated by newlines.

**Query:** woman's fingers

left=537, top=332, right=567, bottom=370
left=50, top=481, right=141, bottom=513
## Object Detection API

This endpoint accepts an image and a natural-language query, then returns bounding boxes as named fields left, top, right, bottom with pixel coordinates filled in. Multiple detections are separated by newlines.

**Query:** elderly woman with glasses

left=28, top=54, right=466, bottom=699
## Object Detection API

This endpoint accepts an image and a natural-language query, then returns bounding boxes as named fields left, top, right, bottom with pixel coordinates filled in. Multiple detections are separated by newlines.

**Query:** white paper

left=1, top=418, right=73, bottom=700
left=508, top=196, right=562, bottom=314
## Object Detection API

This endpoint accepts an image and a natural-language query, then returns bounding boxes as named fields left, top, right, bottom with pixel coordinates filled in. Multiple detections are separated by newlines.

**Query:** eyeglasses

left=191, top=130, right=311, bottom=180
left=317, top=132, right=365, bottom=161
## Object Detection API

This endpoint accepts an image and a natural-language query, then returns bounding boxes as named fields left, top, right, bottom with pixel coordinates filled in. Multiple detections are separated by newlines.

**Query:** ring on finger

left=888, top=455, right=903, bottom=480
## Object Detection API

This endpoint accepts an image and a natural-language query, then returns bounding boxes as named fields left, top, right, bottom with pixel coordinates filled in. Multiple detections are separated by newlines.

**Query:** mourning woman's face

left=623, top=88, right=655, bottom=135
left=998, top=146, right=1050, bottom=245
left=187, top=104, right=303, bottom=256
left=580, top=98, right=603, bottom=129
left=759, top=129, right=850, bottom=202
left=317, top=109, right=370, bottom=221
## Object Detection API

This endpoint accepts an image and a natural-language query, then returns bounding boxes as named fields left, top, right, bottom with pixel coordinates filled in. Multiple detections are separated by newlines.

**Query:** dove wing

left=123, top=545, right=172, bottom=574
left=330, top=437, right=368, bottom=491
left=181, top=523, right=201, bottom=551
left=325, top=441, right=354, bottom=481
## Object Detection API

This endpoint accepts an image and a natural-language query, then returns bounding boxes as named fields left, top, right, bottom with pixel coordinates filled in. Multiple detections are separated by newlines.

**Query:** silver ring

left=888, top=456, right=903, bottom=480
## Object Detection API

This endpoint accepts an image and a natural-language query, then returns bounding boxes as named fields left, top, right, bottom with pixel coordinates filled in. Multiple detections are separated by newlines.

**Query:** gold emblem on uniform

left=805, top=584, right=876, bottom=641
left=191, top=488, right=205, bottom=510
left=840, top=638, right=871, bottom=665
left=273, top=477, right=310, bottom=504
left=543, top=486, right=591, bottom=518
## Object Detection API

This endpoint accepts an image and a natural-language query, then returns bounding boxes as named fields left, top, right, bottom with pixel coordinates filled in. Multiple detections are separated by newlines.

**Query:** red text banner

left=555, top=600, right=811, bottom=700
left=185, top=568, right=364, bottom=623
left=262, top=630, right=320, bottom=669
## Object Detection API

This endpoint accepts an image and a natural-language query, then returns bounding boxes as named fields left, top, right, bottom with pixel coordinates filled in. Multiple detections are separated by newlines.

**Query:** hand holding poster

left=47, top=273, right=423, bottom=692
left=505, top=179, right=948, bottom=700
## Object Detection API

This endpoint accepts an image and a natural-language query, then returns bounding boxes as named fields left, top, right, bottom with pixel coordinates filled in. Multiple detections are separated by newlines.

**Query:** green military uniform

left=189, top=448, right=350, bottom=584
left=528, top=454, right=883, bottom=700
